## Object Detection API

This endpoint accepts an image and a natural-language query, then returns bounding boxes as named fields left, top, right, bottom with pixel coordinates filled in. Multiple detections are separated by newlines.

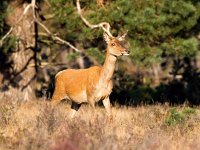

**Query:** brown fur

left=51, top=32, right=129, bottom=118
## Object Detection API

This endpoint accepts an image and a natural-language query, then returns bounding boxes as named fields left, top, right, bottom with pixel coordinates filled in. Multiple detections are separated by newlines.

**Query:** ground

left=0, top=98, right=200, bottom=150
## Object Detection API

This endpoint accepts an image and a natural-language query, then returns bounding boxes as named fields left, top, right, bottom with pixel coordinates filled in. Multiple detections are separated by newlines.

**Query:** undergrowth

left=165, top=107, right=196, bottom=126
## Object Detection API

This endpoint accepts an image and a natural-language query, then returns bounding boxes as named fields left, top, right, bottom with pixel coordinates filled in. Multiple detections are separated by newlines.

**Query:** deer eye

left=111, top=43, right=115, bottom=46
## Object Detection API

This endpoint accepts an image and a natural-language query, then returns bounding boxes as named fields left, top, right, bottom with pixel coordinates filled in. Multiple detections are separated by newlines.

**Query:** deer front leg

left=102, top=97, right=112, bottom=119
left=70, top=102, right=81, bottom=119
left=88, top=97, right=96, bottom=109
left=88, top=97, right=97, bottom=123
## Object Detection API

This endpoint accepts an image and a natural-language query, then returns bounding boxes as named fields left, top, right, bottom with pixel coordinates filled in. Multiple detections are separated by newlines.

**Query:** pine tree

left=47, top=0, right=200, bottom=66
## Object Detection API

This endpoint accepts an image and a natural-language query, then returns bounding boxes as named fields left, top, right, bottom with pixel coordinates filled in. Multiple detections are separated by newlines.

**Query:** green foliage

left=48, top=0, right=200, bottom=66
left=161, top=38, right=199, bottom=57
left=165, top=107, right=196, bottom=126
left=67, top=52, right=81, bottom=61
left=0, top=1, right=16, bottom=56
left=2, top=36, right=17, bottom=53
left=182, top=107, right=196, bottom=115
left=86, top=48, right=105, bottom=64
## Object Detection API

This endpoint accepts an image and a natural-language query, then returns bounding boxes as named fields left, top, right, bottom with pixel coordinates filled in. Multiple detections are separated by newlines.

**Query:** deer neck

left=99, top=51, right=117, bottom=84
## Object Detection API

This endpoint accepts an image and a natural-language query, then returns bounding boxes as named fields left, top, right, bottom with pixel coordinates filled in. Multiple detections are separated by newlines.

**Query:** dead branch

left=0, top=0, right=80, bottom=52
left=0, top=3, right=32, bottom=46
left=0, top=27, right=13, bottom=46
left=35, top=19, right=80, bottom=52
left=28, top=62, right=69, bottom=68
left=76, top=0, right=113, bottom=37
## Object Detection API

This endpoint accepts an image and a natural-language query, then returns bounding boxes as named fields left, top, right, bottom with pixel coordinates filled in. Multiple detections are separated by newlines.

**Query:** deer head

left=103, top=31, right=130, bottom=57
left=76, top=0, right=130, bottom=56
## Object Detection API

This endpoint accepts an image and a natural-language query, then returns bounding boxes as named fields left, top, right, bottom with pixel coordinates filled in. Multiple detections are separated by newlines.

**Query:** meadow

left=0, top=98, right=200, bottom=150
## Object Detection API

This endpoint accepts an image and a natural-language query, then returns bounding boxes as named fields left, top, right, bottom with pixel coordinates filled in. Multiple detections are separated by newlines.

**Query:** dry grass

left=0, top=98, right=200, bottom=150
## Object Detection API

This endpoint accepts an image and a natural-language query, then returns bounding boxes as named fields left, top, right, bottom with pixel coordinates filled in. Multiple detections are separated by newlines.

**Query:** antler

left=76, top=0, right=113, bottom=38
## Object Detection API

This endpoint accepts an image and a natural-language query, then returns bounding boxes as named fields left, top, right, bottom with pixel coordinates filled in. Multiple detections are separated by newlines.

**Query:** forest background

left=1, top=0, right=200, bottom=105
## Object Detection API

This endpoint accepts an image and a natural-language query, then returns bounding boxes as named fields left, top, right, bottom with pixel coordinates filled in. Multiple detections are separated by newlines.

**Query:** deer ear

left=118, top=30, right=128, bottom=41
left=103, top=32, right=111, bottom=43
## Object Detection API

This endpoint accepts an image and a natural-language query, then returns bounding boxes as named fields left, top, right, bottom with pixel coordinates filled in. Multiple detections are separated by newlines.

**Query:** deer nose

left=125, top=49, right=130, bottom=54
left=122, top=49, right=130, bottom=56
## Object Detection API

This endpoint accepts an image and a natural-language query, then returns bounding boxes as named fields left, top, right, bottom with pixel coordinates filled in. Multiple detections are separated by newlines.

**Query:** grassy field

left=0, top=98, right=200, bottom=150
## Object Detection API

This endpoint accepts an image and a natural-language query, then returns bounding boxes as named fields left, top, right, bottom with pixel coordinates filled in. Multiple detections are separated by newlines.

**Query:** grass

left=0, top=98, right=200, bottom=150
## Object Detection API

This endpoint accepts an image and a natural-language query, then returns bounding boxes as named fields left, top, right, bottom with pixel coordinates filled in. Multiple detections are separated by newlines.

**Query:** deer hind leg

left=70, top=102, right=81, bottom=118
left=51, top=87, right=66, bottom=106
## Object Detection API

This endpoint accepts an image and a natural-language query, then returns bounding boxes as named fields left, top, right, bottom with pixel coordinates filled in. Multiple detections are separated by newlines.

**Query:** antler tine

left=99, top=22, right=113, bottom=37
left=76, top=0, right=113, bottom=38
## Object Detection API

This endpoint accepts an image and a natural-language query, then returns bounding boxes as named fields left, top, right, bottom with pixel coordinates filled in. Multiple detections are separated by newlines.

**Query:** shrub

left=165, top=107, right=196, bottom=126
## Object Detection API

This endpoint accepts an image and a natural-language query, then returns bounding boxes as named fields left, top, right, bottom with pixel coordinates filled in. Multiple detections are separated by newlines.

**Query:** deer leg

left=102, top=97, right=112, bottom=118
left=88, top=98, right=97, bottom=123
left=88, top=97, right=96, bottom=109
left=51, top=90, right=66, bottom=106
left=70, top=102, right=81, bottom=119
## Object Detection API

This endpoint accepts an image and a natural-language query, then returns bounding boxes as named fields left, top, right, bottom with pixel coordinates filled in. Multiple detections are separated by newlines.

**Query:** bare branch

left=1, top=0, right=81, bottom=52
left=28, top=62, right=69, bottom=68
left=76, top=0, right=113, bottom=37
left=0, top=3, right=32, bottom=46
left=35, top=20, right=80, bottom=52
left=31, top=0, right=80, bottom=52
left=0, top=27, right=13, bottom=46
left=31, top=0, right=36, bottom=18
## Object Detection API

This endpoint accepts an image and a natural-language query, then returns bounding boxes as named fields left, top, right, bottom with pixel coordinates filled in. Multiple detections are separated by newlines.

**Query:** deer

left=50, top=31, right=130, bottom=118
left=48, top=0, right=130, bottom=118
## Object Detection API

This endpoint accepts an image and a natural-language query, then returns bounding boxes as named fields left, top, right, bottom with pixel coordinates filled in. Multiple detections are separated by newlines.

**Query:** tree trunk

left=151, top=64, right=160, bottom=87
left=2, top=1, right=36, bottom=102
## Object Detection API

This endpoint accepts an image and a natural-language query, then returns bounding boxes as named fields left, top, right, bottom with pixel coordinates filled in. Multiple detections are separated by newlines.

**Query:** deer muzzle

left=122, top=49, right=130, bottom=56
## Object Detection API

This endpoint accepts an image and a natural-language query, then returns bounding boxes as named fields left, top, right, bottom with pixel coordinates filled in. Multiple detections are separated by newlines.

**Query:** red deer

left=50, top=32, right=130, bottom=118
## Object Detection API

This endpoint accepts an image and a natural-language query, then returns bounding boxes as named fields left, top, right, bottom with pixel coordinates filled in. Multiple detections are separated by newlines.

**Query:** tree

left=0, top=0, right=37, bottom=101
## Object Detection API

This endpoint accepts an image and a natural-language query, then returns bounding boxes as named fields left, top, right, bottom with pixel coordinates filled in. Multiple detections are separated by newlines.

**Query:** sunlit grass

left=0, top=99, right=200, bottom=150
